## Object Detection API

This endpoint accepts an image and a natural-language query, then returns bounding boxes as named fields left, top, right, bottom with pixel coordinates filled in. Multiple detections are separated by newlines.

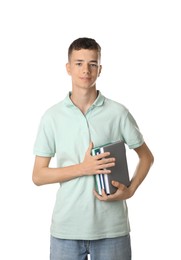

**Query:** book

left=91, top=140, right=130, bottom=195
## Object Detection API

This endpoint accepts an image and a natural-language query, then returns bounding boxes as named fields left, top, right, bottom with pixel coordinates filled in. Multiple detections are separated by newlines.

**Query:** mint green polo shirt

left=33, top=91, right=144, bottom=240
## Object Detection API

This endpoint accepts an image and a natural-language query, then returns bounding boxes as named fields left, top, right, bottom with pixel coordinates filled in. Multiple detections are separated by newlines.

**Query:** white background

left=0, top=0, right=181, bottom=259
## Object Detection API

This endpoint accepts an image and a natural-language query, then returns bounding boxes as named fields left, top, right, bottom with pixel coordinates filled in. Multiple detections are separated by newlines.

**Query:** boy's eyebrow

left=90, top=60, right=98, bottom=63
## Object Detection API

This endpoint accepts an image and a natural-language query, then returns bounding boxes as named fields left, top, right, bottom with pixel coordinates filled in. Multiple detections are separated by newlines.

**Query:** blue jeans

left=50, top=235, right=131, bottom=260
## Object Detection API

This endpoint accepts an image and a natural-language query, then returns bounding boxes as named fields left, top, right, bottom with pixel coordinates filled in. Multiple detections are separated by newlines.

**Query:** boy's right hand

left=81, top=142, right=115, bottom=176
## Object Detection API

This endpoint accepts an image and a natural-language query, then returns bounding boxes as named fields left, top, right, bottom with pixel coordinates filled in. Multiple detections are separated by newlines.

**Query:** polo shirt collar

left=63, top=90, right=105, bottom=108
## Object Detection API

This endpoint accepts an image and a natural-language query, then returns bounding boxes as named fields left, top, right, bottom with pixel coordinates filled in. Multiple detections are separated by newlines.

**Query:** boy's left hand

left=93, top=181, right=133, bottom=201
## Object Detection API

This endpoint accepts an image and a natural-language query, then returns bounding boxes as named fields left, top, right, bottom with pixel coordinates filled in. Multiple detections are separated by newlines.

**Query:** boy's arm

left=94, top=142, right=154, bottom=201
left=32, top=142, right=115, bottom=186
left=32, top=156, right=83, bottom=185
left=128, top=142, right=154, bottom=195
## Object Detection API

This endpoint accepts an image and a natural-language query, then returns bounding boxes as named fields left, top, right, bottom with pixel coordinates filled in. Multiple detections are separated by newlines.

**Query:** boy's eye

left=90, top=64, right=98, bottom=67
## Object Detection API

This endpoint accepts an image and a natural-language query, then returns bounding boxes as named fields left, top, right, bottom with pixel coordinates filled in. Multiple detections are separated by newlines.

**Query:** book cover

left=92, top=140, right=130, bottom=195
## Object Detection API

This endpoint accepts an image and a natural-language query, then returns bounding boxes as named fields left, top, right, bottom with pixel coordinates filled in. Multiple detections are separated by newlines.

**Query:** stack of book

left=92, top=140, right=130, bottom=195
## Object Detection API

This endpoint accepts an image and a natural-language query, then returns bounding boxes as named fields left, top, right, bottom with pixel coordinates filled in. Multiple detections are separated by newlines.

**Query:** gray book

left=92, top=140, right=130, bottom=195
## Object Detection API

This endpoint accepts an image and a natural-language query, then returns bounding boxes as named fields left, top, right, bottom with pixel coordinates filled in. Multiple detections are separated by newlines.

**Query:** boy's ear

left=66, top=63, right=71, bottom=75
left=98, top=65, right=102, bottom=77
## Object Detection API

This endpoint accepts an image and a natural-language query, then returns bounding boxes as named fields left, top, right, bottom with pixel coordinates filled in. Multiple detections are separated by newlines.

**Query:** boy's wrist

left=76, top=163, right=86, bottom=177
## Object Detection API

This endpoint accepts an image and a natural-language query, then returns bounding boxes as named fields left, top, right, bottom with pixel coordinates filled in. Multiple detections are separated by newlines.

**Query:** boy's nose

left=82, top=64, right=90, bottom=73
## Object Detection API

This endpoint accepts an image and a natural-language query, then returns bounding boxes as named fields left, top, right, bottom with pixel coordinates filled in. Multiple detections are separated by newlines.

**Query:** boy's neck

left=70, top=87, right=98, bottom=114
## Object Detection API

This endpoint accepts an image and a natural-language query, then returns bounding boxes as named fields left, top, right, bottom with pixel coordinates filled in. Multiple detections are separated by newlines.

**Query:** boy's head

left=68, top=37, right=101, bottom=62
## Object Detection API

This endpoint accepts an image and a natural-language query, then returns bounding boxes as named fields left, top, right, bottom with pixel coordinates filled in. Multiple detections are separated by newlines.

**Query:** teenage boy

left=32, top=37, right=154, bottom=260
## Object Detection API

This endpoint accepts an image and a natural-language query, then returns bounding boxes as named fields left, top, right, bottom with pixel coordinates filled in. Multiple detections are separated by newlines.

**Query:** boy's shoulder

left=41, top=96, right=68, bottom=121
left=104, top=96, right=129, bottom=113
left=44, top=100, right=64, bottom=114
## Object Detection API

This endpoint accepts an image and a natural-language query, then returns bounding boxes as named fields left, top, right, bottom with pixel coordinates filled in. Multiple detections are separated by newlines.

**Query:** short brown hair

left=68, top=37, right=101, bottom=61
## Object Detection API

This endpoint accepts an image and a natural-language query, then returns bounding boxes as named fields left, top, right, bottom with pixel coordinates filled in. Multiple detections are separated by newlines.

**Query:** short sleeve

left=121, top=111, right=144, bottom=149
left=33, top=114, right=56, bottom=157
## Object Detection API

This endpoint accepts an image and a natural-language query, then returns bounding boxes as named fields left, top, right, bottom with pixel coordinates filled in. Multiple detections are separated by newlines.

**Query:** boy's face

left=66, top=49, right=102, bottom=90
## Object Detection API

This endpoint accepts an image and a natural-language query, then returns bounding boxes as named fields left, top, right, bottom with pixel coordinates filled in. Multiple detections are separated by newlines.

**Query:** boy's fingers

left=96, top=152, right=110, bottom=159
